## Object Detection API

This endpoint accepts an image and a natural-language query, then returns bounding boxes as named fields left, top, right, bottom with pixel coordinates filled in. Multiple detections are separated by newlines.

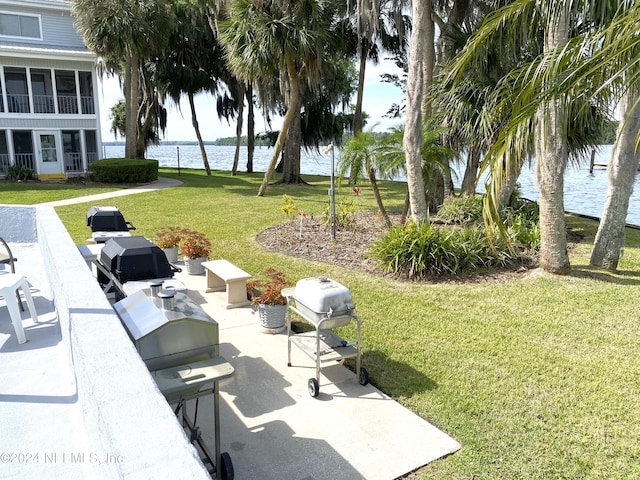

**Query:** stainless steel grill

left=114, top=288, right=234, bottom=478
left=285, top=277, right=368, bottom=398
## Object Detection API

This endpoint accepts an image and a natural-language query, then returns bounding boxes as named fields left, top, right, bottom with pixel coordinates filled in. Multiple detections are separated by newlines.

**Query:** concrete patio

left=0, top=202, right=460, bottom=479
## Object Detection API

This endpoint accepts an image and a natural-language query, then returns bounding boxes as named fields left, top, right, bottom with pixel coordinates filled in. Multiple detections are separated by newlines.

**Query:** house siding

left=0, top=118, right=96, bottom=130
left=0, top=4, right=86, bottom=51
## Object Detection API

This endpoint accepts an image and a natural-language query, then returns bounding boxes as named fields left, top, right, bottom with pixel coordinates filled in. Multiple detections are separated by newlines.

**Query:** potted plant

left=247, top=268, right=293, bottom=331
left=155, top=226, right=182, bottom=263
left=179, top=229, right=212, bottom=275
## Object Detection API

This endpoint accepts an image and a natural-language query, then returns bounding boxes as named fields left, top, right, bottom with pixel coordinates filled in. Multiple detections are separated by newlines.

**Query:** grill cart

left=114, top=288, right=234, bottom=479
left=285, top=277, right=369, bottom=398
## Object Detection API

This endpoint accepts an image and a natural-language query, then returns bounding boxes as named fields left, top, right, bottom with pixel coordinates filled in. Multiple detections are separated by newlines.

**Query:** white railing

left=8, top=94, right=30, bottom=113
left=33, top=95, right=56, bottom=114
left=86, top=152, right=98, bottom=166
left=0, top=154, right=9, bottom=174
left=80, top=96, right=95, bottom=114
left=15, top=153, right=34, bottom=170
left=57, top=95, right=78, bottom=114
left=64, top=152, right=82, bottom=172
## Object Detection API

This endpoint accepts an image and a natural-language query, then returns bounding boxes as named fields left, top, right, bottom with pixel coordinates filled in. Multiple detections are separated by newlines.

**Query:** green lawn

left=6, top=168, right=640, bottom=479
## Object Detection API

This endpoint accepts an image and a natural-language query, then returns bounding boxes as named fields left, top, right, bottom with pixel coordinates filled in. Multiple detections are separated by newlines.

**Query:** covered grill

left=86, top=205, right=136, bottom=232
left=100, top=236, right=177, bottom=284
left=114, top=288, right=234, bottom=478
left=285, top=277, right=368, bottom=398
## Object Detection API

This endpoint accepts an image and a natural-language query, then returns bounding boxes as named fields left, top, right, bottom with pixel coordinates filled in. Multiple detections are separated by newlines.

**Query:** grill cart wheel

left=220, top=452, right=234, bottom=480
left=308, top=377, right=319, bottom=398
left=359, top=367, right=369, bottom=386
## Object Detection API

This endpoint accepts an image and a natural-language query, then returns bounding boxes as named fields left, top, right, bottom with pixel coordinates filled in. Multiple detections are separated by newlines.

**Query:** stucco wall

left=1, top=204, right=210, bottom=479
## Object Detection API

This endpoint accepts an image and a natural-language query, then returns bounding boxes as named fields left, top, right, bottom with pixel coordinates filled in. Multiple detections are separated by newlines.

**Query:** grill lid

left=293, top=277, right=355, bottom=315
left=100, top=236, right=175, bottom=283
left=86, top=205, right=136, bottom=232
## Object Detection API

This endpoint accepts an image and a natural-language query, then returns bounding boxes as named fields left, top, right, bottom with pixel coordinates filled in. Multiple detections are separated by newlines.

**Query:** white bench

left=201, top=259, right=252, bottom=309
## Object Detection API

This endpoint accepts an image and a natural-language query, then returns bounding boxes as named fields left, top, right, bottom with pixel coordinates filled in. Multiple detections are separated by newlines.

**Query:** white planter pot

left=162, top=247, right=179, bottom=264
left=183, top=256, right=206, bottom=275
left=256, top=303, right=287, bottom=329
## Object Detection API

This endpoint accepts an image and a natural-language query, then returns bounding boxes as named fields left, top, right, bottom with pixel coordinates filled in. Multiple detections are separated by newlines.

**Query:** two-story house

left=0, top=0, right=101, bottom=180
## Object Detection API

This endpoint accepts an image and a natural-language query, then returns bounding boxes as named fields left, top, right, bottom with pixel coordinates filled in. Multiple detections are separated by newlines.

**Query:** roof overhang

left=0, top=44, right=95, bottom=63
left=0, top=0, right=71, bottom=13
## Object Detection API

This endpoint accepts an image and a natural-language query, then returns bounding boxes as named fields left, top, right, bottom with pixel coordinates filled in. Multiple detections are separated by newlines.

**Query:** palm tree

left=442, top=0, right=615, bottom=274
left=403, top=0, right=435, bottom=222
left=71, top=0, right=172, bottom=158
left=217, top=0, right=338, bottom=196
left=338, top=129, right=392, bottom=227
left=153, top=2, right=227, bottom=175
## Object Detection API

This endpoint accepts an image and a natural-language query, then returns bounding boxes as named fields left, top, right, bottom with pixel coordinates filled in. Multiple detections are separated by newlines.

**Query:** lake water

left=104, top=143, right=640, bottom=226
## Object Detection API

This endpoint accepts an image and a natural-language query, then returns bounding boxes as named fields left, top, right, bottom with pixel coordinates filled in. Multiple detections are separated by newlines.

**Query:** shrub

left=89, top=158, right=158, bottom=183
left=370, top=222, right=523, bottom=279
left=437, top=194, right=483, bottom=224
left=246, top=268, right=293, bottom=306
left=5, top=164, right=35, bottom=181
left=322, top=198, right=357, bottom=230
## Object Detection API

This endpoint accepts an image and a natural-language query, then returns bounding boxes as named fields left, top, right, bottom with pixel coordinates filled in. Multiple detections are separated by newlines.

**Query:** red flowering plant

left=155, top=226, right=182, bottom=249
left=179, top=228, right=212, bottom=259
left=246, top=268, right=293, bottom=306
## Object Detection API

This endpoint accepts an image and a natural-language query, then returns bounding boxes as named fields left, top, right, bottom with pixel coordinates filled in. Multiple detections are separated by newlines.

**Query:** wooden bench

left=201, top=259, right=252, bottom=309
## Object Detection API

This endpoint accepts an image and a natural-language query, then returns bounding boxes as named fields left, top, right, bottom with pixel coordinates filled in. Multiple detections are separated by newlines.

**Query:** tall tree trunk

left=281, top=107, right=303, bottom=183
left=188, top=92, right=211, bottom=176
left=368, top=166, right=392, bottom=228
left=232, top=85, right=245, bottom=176
left=497, top=164, right=521, bottom=210
left=257, top=53, right=300, bottom=196
left=125, top=51, right=139, bottom=159
left=246, top=83, right=255, bottom=173
left=590, top=88, right=640, bottom=270
left=535, top=7, right=570, bottom=274
left=349, top=50, right=368, bottom=185
left=403, top=0, right=429, bottom=222
left=461, top=145, right=480, bottom=195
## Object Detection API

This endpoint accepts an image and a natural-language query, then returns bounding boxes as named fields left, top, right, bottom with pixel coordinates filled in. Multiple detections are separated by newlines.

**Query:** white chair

left=0, top=274, right=39, bottom=344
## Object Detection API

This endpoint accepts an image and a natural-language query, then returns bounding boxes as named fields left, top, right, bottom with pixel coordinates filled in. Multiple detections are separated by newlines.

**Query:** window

left=0, top=131, right=8, bottom=175
left=0, top=12, right=41, bottom=39
left=84, top=130, right=98, bottom=165
left=31, top=69, right=55, bottom=113
left=78, top=72, right=94, bottom=114
left=5, top=67, right=30, bottom=113
left=55, top=71, right=78, bottom=114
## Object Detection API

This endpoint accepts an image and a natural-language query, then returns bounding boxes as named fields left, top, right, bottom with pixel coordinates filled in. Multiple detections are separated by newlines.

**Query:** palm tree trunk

left=368, top=167, right=391, bottom=228
left=232, top=85, right=245, bottom=176
left=188, top=92, right=211, bottom=176
left=350, top=50, right=368, bottom=185
left=246, top=83, right=255, bottom=173
left=535, top=6, right=570, bottom=274
left=282, top=107, right=303, bottom=183
left=461, top=145, right=481, bottom=195
left=257, top=53, right=300, bottom=197
left=590, top=88, right=640, bottom=270
left=403, top=0, right=429, bottom=222
left=125, top=50, right=139, bottom=159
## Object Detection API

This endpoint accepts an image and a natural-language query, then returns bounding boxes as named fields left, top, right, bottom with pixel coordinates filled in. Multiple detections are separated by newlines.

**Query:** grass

left=5, top=168, right=640, bottom=479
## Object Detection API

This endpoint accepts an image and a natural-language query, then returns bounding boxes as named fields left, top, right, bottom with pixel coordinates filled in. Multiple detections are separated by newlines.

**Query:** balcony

left=33, top=95, right=56, bottom=114
left=57, top=95, right=78, bottom=114
left=8, top=94, right=30, bottom=113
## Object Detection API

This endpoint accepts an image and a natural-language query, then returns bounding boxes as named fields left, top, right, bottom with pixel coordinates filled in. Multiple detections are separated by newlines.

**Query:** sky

left=96, top=60, right=406, bottom=143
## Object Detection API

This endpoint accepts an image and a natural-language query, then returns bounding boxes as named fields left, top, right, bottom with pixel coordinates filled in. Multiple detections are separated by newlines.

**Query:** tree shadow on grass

left=570, top=265, right=640, bottom=285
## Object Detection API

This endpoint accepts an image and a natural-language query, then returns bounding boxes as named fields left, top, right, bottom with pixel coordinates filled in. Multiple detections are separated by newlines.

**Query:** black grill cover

left=86, top=206, right=135, bottom=232
left=100, top=236, right=174, bottom=283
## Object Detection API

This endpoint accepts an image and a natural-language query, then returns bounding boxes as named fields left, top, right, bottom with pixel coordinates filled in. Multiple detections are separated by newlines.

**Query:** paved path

left=37, top=177, right=183, bottom=207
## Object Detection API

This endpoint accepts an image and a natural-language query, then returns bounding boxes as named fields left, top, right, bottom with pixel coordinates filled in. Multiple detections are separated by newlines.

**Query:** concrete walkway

left=37, top=176, right=183, bottom=207
left=24, top=175, right=461, bottom=478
